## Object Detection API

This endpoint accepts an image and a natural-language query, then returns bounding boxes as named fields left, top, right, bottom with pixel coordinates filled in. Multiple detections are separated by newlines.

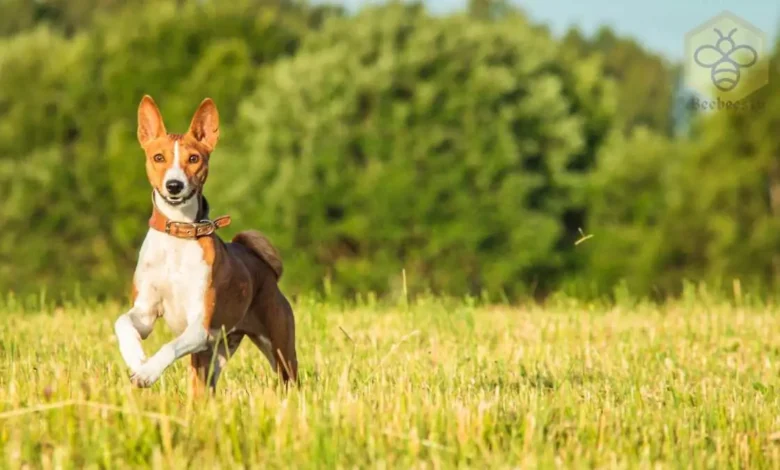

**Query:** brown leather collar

left=148, top=193, right=231, bottom=239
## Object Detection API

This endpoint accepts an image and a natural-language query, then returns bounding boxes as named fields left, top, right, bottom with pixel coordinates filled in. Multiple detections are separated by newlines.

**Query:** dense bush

left=226, top=4, right=615, bottom=297
left=0, top=0, right=308, bottom=298
left=582, top=50, right=780, bottom=298
left=0, top=0, right=777, bottom=301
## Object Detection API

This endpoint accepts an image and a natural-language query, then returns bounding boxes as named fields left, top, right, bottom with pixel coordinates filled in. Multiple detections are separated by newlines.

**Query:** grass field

left=2, top=295, right=780, bottom=468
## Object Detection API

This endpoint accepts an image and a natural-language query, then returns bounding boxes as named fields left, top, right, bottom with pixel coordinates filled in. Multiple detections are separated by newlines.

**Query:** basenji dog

left=114, top=95, right=298, bottom=393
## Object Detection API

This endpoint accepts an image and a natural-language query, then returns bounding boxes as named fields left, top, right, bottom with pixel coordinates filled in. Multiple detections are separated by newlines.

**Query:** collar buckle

left=196, top=220, right=217, bottom=237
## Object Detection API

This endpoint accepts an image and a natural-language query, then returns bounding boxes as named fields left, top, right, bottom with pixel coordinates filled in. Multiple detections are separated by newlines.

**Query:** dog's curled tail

left=232, top=230, right=283, bottom=279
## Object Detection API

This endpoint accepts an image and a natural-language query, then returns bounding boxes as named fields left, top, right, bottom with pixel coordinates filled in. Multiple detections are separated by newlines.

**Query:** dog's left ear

left=188, top=98, right=220, bottom=151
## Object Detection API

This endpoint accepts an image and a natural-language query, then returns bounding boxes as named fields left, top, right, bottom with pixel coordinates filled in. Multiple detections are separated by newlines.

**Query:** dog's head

left=137, top=95, right=220, bottom=205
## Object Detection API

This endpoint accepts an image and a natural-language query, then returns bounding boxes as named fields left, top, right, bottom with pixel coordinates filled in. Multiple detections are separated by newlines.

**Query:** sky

left=324, top=0, right=780, bottom=61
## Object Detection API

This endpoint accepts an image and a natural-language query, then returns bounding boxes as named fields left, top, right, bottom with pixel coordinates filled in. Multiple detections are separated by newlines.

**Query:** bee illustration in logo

left=694, top=28, right=758, bottom=92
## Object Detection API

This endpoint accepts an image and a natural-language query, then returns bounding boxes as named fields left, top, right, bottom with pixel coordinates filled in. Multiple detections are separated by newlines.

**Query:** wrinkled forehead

left=142, top=133, right=211, bottom=156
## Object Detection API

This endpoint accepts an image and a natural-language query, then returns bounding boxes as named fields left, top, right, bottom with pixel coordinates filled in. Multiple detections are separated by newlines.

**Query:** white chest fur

left=134, top=229, right=210, bottom=335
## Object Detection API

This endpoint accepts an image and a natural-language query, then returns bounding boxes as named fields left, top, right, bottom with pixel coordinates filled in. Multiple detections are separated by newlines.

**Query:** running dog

left=113, top=95, right=297, bottom=393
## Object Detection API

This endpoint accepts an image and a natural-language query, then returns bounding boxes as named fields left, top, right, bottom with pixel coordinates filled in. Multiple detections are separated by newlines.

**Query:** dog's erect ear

left=137, top=95, right=167, bottom=147
left=188, top=98, right=220, bottom=151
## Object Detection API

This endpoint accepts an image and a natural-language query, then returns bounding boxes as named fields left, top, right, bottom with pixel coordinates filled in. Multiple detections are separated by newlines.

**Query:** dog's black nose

left=165, top=180, right=184, bottom=195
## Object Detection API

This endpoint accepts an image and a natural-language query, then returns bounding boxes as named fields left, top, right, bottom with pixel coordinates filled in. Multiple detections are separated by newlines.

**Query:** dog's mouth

left=159, top=189, right=197, bottom=206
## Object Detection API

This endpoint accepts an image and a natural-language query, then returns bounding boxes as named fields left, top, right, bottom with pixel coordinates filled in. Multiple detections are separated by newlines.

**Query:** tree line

left=0, top=0, right=778, bottom=302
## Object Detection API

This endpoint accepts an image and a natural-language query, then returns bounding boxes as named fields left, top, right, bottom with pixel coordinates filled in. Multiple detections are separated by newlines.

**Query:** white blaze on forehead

left=173, top=140, right=180, bottom=169
left=163, top=140, right=187, bottom=189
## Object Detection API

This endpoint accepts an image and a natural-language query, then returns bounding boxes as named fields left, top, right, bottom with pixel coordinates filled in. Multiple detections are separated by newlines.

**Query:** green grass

left=2, top=296, right=780, bottom=468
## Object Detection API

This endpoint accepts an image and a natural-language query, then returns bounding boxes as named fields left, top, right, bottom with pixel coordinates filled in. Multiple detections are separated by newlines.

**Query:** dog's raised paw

left=129, top=373, right=154, bottom=388
left=129, top=363, right=161, bottom=388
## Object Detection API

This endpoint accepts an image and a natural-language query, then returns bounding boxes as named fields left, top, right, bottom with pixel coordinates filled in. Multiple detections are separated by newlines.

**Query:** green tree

left=583, top=47, right=780, bottom=297
left=581, top=127, right=689, bottom=296
left=0, top=0, right=308, bottom=298
left=563, top=26, right=675, bottom=134
left=228, top=3, right=615, bottom=298
left=0, top=0, right=130, bottom=36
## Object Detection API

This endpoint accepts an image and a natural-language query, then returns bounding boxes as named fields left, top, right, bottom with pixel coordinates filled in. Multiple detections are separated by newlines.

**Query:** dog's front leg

left=114, top=305, right=157, bottom=373
left=130, top=323, right=210, bottom=388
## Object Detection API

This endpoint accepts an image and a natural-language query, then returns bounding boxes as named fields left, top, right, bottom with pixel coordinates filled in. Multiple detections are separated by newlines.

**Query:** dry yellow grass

left=1, top=296, right=779, bottom=468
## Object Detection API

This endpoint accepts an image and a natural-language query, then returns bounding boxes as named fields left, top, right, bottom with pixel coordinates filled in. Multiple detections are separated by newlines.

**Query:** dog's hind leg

left=246, top=294, right=298, bottom=384
left=247, top=332, right=297, bottom=384
left=271, top=317, right=298, bottom=384
left=190, top=331, right=244, bottom=395
left=273, top=293, right=298, bottom=383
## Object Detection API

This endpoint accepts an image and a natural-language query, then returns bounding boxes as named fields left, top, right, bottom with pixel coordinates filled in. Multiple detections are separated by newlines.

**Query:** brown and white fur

left=114, top=95, right=297, bottom=392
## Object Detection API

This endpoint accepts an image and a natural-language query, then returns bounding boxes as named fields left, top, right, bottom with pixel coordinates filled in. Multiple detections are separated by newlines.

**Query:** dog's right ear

left=137, top=95, right=167, bottom=147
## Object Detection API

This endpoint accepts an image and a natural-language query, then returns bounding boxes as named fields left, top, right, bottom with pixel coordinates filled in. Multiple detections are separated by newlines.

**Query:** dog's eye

left=153, top=154, right=164, bottom=163
left=188, top=154, right=200, bottom=164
